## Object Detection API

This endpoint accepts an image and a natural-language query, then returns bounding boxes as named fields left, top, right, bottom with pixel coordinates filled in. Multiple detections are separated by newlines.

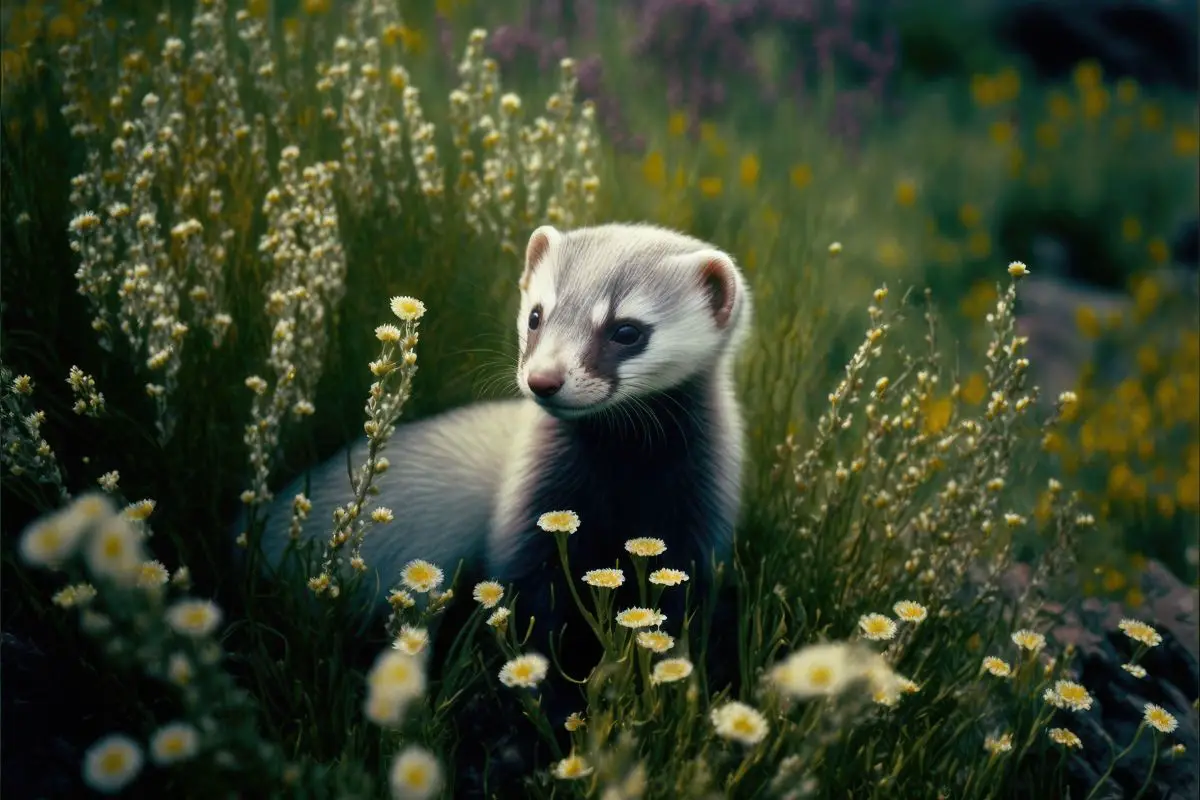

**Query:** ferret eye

left=610, top=323, right=642, bottom=346
left=528, top=306, right=542, bottom=330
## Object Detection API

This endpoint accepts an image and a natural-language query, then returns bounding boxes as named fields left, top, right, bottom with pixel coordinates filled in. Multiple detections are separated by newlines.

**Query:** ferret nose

left=527, top=371, right=564, bottom=398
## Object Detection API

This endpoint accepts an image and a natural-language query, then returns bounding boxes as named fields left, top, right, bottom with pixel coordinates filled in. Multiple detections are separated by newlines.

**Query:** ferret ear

left=521, top=225, right=561, bottom=290
left=692, top=249, right=741, bottom=330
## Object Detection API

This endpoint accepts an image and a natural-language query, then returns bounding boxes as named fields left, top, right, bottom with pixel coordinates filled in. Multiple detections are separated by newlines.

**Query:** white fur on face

left=515, top=224, right=750, bottom=417
left=608, top=252, right=726, bottom=397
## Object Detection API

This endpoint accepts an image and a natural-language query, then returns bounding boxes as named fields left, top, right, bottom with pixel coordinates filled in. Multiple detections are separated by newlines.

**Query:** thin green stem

left=1086, top=723, right=1146, bottom=800
left=1130, top=733, right=1160, bottom=800
left=555, top=534, right=607, bottom=648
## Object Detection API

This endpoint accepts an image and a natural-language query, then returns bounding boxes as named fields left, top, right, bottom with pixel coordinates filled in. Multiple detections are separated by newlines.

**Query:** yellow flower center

left=99, top=750, right=127, bottom=775
left=1061, top=686, right=1084, bottom=701
left=807, top=665, right=833, bottom=687
left=732, top=716, right=756, bottom=735
left=41, top=527, right=63, bottom=549
left=402, top=766, right=429, bottom=789
left=384, top=662, right=413, bottom=683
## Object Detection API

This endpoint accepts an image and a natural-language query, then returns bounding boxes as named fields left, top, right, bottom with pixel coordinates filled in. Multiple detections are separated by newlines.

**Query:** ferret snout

left=526, top=370, right=565, bottom=398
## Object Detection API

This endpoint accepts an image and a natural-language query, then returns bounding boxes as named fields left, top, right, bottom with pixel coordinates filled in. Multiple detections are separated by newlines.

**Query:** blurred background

left=0, top=0, right=1197, bottom=796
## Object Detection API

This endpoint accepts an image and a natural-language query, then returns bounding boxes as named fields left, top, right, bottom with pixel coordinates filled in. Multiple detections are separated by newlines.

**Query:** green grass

left=1, top=1, right=1196, bottom=798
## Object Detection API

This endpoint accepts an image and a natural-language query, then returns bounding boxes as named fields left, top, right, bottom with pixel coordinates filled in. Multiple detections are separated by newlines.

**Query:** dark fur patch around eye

left=579, top=317, right=654, bottom=390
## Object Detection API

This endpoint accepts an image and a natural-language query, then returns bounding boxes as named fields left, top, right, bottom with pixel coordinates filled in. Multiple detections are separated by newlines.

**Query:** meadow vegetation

left=1, top=0, right=1196, bottom=798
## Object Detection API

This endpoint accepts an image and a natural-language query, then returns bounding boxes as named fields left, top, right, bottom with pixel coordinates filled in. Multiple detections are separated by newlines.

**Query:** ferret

left=255, top=222, right=753, bottom=698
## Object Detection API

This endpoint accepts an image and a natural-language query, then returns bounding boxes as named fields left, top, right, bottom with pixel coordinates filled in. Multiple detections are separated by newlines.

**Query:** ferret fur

left=255, top=222, right=753, bottom=687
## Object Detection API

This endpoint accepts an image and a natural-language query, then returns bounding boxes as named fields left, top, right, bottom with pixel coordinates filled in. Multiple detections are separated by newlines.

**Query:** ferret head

left=515, top=223, right=752, bottom=419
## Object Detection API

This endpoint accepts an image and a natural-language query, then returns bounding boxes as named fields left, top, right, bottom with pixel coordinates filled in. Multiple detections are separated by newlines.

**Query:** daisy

left=892, top=600, right=928, bottom=623
left=83, top=734, right=144, bottom=794
left=499, top=653, right=550, bottom=689
left=1011, top=629, right=1046, bottom=653
left=1048, top=728, right=1082, bottom=749
left=710, top=701, right=769, bottom=746
left=537, top=510, right=580, bottom=534
left=859, top=613, right=898, bottom=641
left=137, top=560, right=170, bottom=589
left=86, top=516, right=145, bottom=584
left=124, top=499, right=156, bottom=521
left=769, top=642, right=862, bottom=699
left=650, top=657, right=693, bottom=685
left=472, top=580, right=505, bottom=608
left=982, top=657, right=1013, bottom=678
left=19, top=512, right=88, bottom=569
left=149, top=722, right=200, bottom=765
left=1043, top=680, right=1093, bottom=712
left=649, top=568, right=689, bottom=586
left=616, top=607, right=666, bottom=629
left=52, top=582, right=97, bottom=608
left=367, top=651, right=427, bottom=701
left=389, top=746, right=441, bottom=800
left=582, top=568, right=625, bottom=589
left=165, top=599, right=223, bottom=638
left=388, top=589, right=416, bottom=609
left=393, top=626, right=429, bottom=656
left=400, top=559, right=444, bottom=593
left=1118, top=618, right=1162, bottom=648
left=552, top=753, right=594, bottom=780
left=375, top=324, right=402, bottom=342
left=624, top=537, right=666, bottom=557
left=1143, top=703, right=1178, bottom=734
left=390, top=296, right=426, bottom=322
left=635, top=630, right=675, bottom=653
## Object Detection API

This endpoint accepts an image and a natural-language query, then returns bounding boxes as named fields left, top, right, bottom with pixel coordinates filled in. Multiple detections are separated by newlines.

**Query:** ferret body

left=256, top=222, right=753, bottom=678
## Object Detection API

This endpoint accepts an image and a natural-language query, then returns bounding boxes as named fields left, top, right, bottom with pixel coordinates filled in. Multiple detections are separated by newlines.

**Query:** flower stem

left=1130, top=733, right=1160, bottom=800
left=555, top=533, right=607, bottom=648
left=1085, top=723, right=1146, bottom=800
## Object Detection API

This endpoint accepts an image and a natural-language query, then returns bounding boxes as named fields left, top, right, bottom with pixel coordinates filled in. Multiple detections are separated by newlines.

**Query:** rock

left=1014, top=275, right=1132, bottom=400
left=1014, top=272, right=1198, bottom=405
left=1002, top=560, right=1199, bottom=799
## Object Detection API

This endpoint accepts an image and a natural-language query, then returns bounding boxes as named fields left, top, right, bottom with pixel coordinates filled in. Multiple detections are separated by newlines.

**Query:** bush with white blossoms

left=16, top=494, right=284, bottom=795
